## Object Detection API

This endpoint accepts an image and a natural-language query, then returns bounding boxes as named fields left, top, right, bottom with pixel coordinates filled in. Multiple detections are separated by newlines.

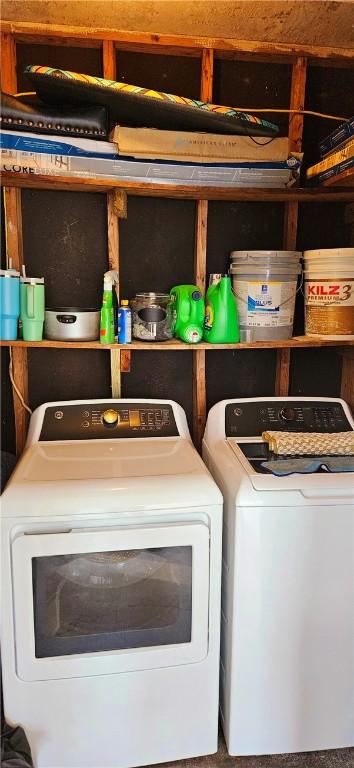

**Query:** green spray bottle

left=203, top=274, right=240, bottom=343
left=100, top=270, right=118, bottom=344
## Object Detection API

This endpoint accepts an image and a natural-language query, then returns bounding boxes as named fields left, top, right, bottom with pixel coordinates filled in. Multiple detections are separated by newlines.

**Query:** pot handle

left=56, top=314, right=77, bottom=323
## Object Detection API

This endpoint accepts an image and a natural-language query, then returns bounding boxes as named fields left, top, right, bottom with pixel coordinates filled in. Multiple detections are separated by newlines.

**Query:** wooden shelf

left=1, top=337, right=353, bottom=351
left=1, top=173, right=354, bottom=201
left=2, top=21, right=354, bottom=63
left=2, top=23, right=353, bottom=453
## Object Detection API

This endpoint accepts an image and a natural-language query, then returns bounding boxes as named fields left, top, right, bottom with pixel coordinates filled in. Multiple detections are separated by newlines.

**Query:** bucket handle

left=231, top=270, right=303, bottom=309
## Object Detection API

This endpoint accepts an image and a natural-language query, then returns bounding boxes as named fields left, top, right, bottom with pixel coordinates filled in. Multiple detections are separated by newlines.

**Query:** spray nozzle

left=103, top=269, right=119, bottom=289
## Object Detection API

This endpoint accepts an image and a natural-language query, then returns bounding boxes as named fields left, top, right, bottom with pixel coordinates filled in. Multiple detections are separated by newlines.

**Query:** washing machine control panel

left=225, top=400, right=352, bottom=437
left=39, top=403, right=179, bottom=440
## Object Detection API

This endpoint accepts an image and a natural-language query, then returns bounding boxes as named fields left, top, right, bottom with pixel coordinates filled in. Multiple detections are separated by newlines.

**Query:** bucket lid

left=230, top=250, right=302, bottom=259
left=303, top=248, right=354, bottom=259
left=0, top=268, right=20, bottom=277
left=20, top=276, right=45, bottom=284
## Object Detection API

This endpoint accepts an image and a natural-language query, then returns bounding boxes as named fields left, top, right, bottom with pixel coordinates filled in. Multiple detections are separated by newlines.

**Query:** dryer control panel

left=39, top=403, right=179, bottom=440
left=225, top=400, right=352, bottom=437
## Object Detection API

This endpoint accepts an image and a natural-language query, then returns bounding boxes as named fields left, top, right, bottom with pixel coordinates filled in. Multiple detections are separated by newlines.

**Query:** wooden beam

left=3, top=174, right=354, bottom=202
left=282, top=56, right=308, bottom=253
left=277, top=56, right=308, bottom=398
left=102, top=39, right=116, bottom=79
left=340, top=352, right=354, bottom=413
left=111, top=189, right=128, bottom=219
left=110, top=349, right=121, bottom=397
left=10, top=346, right=29, bottom=455
left=103, top=42, right=124, bottom=394
left=2, top=32, right=29, bottom=455
left=2, top=21, right=354, bottom=61
left=0, top=33, right=17, bottom=93
left=193, top=48, right=214, bottom=450
left=274, top=348, right=291, bottom=397
left=1, top=337, right=353, bottom=351
left=120, top=349, right=131, bottom=373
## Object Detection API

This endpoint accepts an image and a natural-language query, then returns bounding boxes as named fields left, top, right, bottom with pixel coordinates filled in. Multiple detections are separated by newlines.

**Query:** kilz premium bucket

left=303, top=249, right=354, bottom=338
left=230, top=251, right=302, bottom=341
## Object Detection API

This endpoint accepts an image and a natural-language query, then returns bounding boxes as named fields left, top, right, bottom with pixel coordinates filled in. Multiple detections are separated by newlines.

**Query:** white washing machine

left=1, top=398, right=223, bottom=768
left=203, top=396, right=354, bottom=756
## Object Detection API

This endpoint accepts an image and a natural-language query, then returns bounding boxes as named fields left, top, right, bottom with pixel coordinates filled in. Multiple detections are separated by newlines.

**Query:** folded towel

left=261, top=456, right=354, bottom=476
left=262, top=430, right=354, bottom=456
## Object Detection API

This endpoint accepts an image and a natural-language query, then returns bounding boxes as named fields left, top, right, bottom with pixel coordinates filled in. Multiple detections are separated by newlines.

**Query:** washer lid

left=13, top=439, right=203, bottom=481
left=227, top=438, right=354, bottom=495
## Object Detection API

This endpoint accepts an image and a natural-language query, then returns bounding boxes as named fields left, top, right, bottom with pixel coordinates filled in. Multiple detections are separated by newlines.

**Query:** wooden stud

left=0, top=33, right=17, bottom=93
left=110, top=349, right=121, bottom=398
left=102, top=39, right=116, bottom=80
left=2, top=32, right=29, bottom=455
left=276, top=56, right=308, bottom=398
left=102, top=42, right=124, bottom=394
left=193, top=48, right=214, bottom=450
left=274, top=348, right=291, bottom=397
left=111, top=189, right=128, bottom=219
left=340, top=350, right=354, bottom=413
left=107, top=192, right=120, bottom=273
left=120, top=350, right=132, bottom=373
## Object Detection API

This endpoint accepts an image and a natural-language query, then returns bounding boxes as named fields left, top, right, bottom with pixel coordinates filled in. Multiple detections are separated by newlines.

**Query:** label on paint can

left=304, top=278, right=354, bottom=335
left=234, top=280, right=297, bottom=328
left=305, top=279, right=354, bottom=306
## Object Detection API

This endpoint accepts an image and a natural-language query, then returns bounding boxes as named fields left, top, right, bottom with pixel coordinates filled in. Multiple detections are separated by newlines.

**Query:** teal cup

left=20, top=277, right=45, bottom=341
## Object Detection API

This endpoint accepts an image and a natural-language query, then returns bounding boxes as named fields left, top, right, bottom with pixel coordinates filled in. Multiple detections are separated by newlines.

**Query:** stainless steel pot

left=44, top=308, right=100, bottom=341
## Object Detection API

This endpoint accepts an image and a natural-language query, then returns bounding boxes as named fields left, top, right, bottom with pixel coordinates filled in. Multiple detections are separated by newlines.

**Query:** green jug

left=170, top=285, right=205, bottom=344
left=204, top=275, right=240, bottom=343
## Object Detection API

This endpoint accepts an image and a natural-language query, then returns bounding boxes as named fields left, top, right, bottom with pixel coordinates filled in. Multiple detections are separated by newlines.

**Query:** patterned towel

left=262, top=430, right=354, bottom=456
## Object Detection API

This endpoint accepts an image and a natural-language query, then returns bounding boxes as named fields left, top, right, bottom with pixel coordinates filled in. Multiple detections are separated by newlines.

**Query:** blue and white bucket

left=230, top=250, right=302, bottom=341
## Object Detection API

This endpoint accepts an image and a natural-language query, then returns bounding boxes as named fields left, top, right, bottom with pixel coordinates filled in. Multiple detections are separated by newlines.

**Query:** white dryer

left=203, top=396, right=354, bottom=756
left=1, top=398, right=222, bottom=768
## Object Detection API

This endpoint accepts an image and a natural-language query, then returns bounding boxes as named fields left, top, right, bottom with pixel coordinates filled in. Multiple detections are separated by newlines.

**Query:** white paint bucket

left=303, top=248, right=354, bottom=338
left=230, top=250, right=302, bottom=341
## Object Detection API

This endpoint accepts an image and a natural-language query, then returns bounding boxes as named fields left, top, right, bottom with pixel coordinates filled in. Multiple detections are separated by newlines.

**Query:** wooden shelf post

left=1, top=31, right=29, bottom=455
left=276, top=55, right=307, bottom=397
left=193, top=48, right=214, bottom=450
left=103, top=40, right=126, bottom=394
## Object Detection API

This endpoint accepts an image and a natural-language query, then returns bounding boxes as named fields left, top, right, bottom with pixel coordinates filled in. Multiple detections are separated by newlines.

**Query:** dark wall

left=2, top=46, right=353, bottom=449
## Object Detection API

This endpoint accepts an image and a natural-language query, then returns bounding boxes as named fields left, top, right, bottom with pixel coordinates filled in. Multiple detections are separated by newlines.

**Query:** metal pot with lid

left=44, top=307, right=100, bottom=341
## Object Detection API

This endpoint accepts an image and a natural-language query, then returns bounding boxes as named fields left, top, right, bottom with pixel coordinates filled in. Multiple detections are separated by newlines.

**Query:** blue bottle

left=118, top=300, right=132, bottom=344
left=0, top=268, right=20, bottom=340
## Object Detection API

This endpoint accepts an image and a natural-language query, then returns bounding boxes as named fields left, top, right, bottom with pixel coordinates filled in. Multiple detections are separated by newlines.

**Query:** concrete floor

left=146, top=734, right=354, bottom=768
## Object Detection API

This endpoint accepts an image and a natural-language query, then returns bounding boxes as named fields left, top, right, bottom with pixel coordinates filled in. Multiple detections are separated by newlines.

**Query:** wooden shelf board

left=2, top=173, right=354, bottom=201
left=1, top=337, right=353, bottom=351
left=2, top=21, right=354, bottom=62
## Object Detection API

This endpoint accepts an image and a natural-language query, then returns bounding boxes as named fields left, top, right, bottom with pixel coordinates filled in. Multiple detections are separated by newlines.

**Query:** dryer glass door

left=12, top=522, right=210, bottom=681
left=32, top=545, right=192, bottom=657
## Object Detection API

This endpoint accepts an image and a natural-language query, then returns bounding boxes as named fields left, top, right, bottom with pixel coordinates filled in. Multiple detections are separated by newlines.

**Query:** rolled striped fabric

left=262, top=430, right=354, bottom=456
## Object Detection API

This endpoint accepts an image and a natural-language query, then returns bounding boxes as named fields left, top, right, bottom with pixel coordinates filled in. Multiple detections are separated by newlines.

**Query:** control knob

left=279, top=407, right=296, bottom=422
left=102, top=408, right=119, bottom=427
